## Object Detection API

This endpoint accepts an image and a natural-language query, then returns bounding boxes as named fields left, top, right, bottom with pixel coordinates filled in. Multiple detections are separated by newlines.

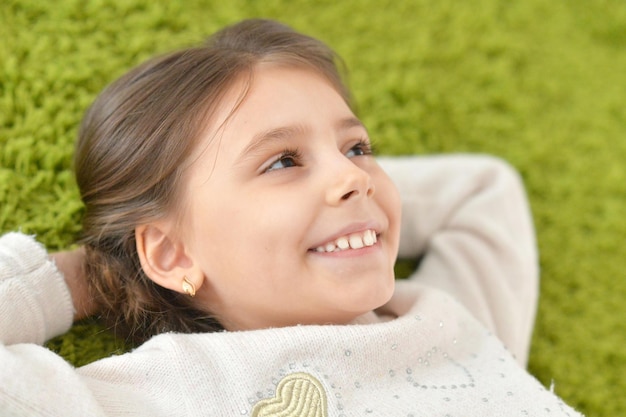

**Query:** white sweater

left=0, top=155, right=582, bottom=416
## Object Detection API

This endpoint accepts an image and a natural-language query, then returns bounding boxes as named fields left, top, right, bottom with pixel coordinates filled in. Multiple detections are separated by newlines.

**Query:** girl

left=0, top=19, right=581, bottom=416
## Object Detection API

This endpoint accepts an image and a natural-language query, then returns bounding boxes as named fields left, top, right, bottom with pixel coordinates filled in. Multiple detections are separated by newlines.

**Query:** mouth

left=309, top=229, right=378, bottom=253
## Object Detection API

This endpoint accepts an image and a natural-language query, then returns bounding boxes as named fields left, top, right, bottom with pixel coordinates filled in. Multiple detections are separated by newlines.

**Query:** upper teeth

left=314, top=229, right=377, bottom=253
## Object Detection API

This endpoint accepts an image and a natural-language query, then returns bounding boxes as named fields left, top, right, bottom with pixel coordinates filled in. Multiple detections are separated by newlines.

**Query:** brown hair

left=75, top=19, right=352, bottom=344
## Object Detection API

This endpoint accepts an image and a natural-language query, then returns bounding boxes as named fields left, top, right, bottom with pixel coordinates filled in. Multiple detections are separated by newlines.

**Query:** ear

left=135, top=224, right=203, bottom=294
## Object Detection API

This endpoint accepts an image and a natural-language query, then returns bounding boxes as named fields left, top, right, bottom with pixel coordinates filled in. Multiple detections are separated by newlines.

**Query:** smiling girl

left=0, top=19, right=581, bottom=416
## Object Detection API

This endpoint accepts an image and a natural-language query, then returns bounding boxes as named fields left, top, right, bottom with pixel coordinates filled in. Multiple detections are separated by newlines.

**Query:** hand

left=51, top=248, right=97, bottom=321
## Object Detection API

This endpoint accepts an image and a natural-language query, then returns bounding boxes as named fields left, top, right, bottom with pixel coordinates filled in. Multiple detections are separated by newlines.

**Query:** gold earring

left=182, top=276, right=196, bottom=297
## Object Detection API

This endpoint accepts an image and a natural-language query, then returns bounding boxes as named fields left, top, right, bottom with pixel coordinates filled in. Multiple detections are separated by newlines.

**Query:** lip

left=308, top=221, right=382, bottom=251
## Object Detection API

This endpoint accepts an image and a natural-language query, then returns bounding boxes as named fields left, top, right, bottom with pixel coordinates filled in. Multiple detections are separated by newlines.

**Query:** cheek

left=374, top=173, right=402, bottom=254
left=180, top=192, right=241, bottom=267
left=190, top=190, right=307, bottom=268
left=376, top=173, right=402, bottom=225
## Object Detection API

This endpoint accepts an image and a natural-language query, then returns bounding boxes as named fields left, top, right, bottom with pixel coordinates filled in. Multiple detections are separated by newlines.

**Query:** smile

left=312, top=229, right=378, bottom=253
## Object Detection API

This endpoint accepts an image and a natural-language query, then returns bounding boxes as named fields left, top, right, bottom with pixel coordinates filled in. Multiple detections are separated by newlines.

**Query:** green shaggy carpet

left=2, top=1, right=625, bottom=415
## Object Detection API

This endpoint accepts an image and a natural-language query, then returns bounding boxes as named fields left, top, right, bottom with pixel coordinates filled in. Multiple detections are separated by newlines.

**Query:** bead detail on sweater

left=251, top=372, right=327, bottom=417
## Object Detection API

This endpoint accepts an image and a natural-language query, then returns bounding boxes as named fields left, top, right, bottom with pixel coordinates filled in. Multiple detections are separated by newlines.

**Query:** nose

left=325, top=157, right=375, bottom=206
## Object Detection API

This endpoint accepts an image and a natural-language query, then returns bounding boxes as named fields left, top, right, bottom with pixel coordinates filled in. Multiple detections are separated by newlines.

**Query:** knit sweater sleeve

left=378, top=154, right=539, bottom=366
left=0, top=232, right=74, bottom=345
left=0, top=232, right=106, bottom=415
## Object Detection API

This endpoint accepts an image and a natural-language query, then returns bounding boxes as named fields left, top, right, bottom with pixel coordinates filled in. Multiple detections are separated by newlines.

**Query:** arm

left=0, top=232, right=75, bottom=345
left=51, top=247, right=96, bottom=321
left=0, top=232, right=104, bottom=414
left=378, top=154, right=539, bottom=366
left=0, top=232, right=179, bottom=415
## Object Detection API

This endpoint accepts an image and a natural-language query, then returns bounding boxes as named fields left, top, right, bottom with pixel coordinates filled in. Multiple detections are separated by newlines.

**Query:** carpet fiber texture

left=2, top=1, right=625, bottom=415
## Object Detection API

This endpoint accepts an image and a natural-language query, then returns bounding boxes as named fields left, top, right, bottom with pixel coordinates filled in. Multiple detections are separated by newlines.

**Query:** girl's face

left=181, top=64, right=401, bottom=330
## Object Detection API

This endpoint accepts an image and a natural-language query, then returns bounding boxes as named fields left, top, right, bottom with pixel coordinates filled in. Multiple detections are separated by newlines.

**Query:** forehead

left=209, top=63, right=355, bottom=139
left=184, top=64, right=361, bottom=179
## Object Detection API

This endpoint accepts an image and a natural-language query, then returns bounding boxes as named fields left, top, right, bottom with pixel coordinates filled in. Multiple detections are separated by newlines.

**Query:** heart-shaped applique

left=251, top=372, right=328, bottom=417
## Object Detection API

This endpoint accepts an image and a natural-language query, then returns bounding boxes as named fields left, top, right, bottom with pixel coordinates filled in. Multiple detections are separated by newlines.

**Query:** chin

left=374, top=282, right=396, bottom=309
left=354, top=277, right=396, bottom=314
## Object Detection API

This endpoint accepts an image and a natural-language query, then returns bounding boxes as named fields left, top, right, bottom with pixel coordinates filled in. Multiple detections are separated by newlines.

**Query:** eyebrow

left=238, top=116, right=367, bottom=163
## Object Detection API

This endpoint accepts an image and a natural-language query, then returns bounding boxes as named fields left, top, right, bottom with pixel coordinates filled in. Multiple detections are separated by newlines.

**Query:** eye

left=345, top=140, right=374, bottom=158
left=264, top=149, right=302, bottom=173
